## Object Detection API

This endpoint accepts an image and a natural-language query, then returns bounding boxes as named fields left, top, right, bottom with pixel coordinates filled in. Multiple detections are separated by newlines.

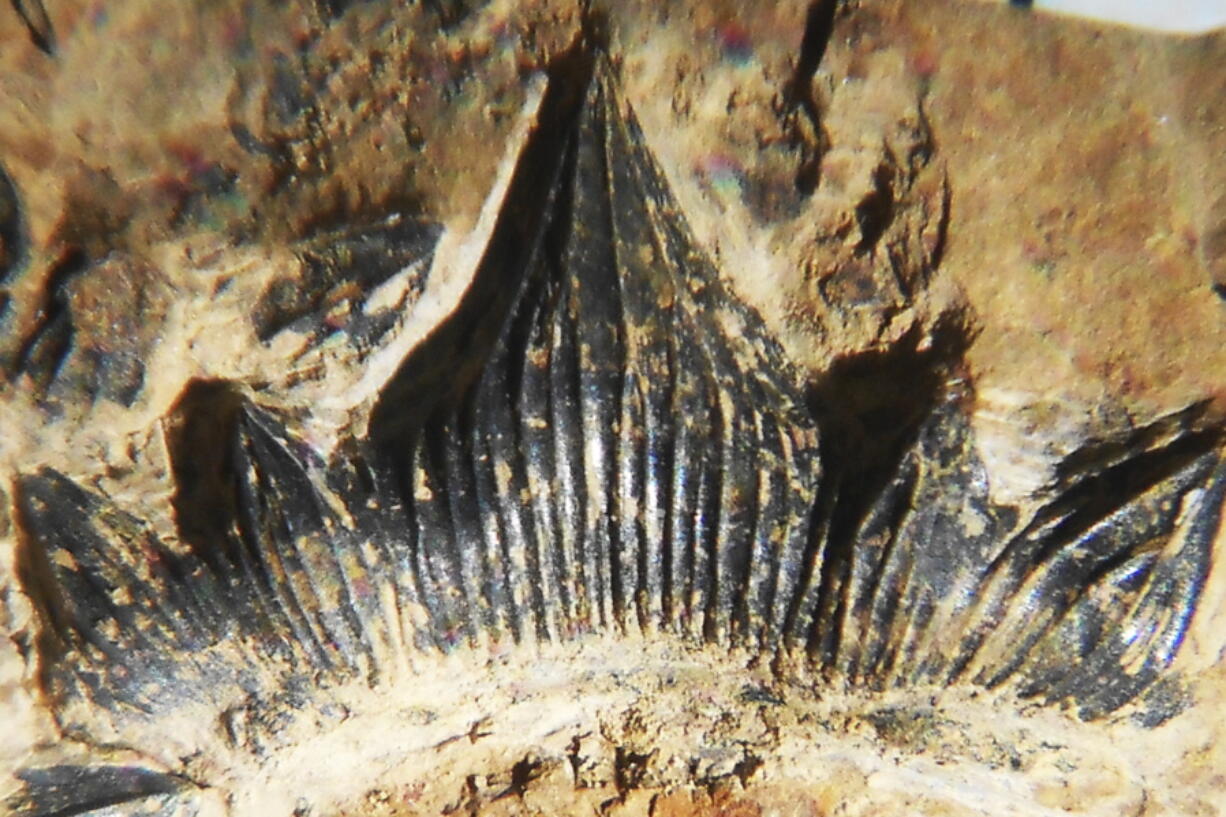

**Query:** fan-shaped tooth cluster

left=7, top=54, right=1226, bottom=817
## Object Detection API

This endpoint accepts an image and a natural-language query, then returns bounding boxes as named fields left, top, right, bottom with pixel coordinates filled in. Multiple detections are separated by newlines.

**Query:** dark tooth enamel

left=250, top=215, right=441, bottom=346
left=8, top=55, right=1226, bottom=817
left=0, top=163, right=24, bottom=284
left=363, top=58, right=821, bottom=651
left=7, top=765, right=187, bottom=817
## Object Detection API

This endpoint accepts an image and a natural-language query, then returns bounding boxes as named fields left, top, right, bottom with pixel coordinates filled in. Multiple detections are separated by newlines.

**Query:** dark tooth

left=251, top=215, right=442, bottom=346
left=233, top=404, right=388, bottom=674
left=10, top=52, right=1226, bottom=817
left=6, top=765, right=189, bottom=817
left=15, top=470, right=239, bottom=715
left=988, top=427, right=1225, bottom=719
left=365, top=57, right=821, bottom=649
left=0, top=163, right=25, bottom=283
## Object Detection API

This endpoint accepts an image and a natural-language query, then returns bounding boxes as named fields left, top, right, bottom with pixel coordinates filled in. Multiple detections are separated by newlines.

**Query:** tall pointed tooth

left=365, top=58, right=822, bottom=652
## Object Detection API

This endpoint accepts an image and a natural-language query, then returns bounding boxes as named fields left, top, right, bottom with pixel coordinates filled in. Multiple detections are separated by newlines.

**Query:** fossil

left=5, top=41, right=1226, bottom=817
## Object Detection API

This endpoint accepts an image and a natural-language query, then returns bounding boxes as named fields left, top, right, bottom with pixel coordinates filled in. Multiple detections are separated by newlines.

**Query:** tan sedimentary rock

left=0, top=2, right=1223, bottom=815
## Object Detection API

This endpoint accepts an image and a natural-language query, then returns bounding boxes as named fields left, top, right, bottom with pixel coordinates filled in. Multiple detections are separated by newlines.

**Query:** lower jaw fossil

left=3, top=10, right=1226, bottom=817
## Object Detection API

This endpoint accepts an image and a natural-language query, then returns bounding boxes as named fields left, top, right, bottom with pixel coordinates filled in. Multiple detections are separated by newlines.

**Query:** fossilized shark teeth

left=7, top=765, right=189, bottom=817
left=364, top=54, right=821, bottom=652
left=807, top=392, right=1225, bottom=723
left=7, top=52, right=1226, bottom=817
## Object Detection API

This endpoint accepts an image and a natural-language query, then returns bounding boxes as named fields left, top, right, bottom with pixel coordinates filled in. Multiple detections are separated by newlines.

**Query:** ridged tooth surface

left=8, top=56, right=1226, bottom=817
left=6, top=765, right=188, bottom=817
left=361, top=58, right=822, bottom=655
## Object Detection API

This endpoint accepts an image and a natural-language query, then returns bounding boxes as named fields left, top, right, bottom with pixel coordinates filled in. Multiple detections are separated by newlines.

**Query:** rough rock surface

left=0, top=1, right=1224, bottom=815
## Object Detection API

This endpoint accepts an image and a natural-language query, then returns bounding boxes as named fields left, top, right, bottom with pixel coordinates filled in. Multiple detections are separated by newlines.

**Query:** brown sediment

left=1, top=2, right=1225, bottom=816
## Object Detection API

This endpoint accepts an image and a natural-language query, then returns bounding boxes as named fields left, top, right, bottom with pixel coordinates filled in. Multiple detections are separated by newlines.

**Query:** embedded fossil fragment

left=5, top=48, right=1226, bottom=817
left=0, top=215, right=441, bottom=418
left=0, top=163, right=21, bottom=284
left=250, top=215, right=441, bottom=346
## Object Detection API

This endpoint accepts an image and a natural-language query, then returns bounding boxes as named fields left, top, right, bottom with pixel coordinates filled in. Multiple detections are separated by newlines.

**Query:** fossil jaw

left=4, top=39, right=1226, bottom=817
